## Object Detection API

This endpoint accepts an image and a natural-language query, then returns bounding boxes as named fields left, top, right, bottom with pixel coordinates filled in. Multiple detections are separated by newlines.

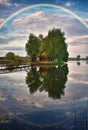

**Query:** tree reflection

left=26, top=67, right=41, bottom=94
left=77, top=61, right=81, bottom=66
left=26, top=65, right=68, bottom=99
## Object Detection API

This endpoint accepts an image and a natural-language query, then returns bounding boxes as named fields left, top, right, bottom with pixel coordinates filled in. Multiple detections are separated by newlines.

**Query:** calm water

left=0, top=61, right=88, bottom=130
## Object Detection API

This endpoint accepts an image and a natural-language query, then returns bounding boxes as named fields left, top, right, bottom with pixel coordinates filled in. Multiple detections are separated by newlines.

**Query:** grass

left=30, top=61, right=65, bottom=66
left=0, top=60, right=65, bottom=67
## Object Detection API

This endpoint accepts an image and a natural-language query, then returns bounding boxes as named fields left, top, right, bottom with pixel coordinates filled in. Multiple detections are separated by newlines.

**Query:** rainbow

left=0, top=3, right=88, bottom=29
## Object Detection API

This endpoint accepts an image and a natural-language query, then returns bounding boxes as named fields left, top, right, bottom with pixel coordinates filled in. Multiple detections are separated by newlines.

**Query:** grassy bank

left=0, top=59, right=65, bottom=67
left=30, top=61, right=65, bottom=66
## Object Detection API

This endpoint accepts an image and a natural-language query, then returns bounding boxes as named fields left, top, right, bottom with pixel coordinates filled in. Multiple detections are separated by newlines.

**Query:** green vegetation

left=26, top=65, right=68, bottom=99
left=0, top=52, right=29, bottom=66
left=6, top=52, right=15, bottom=61
left=76, top=55, right=81, bottom=60
left=25, top=28, right=69, bottom=64
left=25, top=33, right=41, bottom=62
left=5, top=52, right=29, bottom=66
left=68, top=55, right=87, bottom=61
left=39, top=61, right=64, bottom=66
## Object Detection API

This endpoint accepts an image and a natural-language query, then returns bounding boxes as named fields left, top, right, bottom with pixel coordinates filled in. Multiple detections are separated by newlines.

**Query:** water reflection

left=77, top=61, right=81, bottom=66
left=86, top=61, right=88, bottom=64
left=0, top=61, right=88, bottom=130
left=26, top=64, right=68, bottom=99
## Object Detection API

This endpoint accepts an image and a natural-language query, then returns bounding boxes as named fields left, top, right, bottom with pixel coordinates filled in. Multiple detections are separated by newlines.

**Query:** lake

left=0, top=61, right=88, bottom=130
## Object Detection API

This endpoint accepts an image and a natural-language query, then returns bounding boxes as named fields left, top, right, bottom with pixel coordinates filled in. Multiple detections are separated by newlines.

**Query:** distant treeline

left=0, top=57, right=5, bottom=60
left=68, top=57, right=88, bottom=61
left=0, top=53, right=29, bottom=65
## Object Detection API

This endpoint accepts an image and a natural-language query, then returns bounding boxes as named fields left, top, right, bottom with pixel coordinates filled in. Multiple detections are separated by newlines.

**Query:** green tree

left=6, top=52, right=15, bottom=61
left=25, top=34, right=41, bottom=62
left=14, top=55, right=23, bottom=65
left=76, top=55, right=81, bottom=60
left=38, top=34, right=43, bottom=41
left=5, top=52, right=23, bottom=66
left=41, top=28, right=69, bottom=62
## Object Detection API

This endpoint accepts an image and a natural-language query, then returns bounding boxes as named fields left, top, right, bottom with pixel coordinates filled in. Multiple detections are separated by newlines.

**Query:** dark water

left=0, top=61, right=88, bottom=130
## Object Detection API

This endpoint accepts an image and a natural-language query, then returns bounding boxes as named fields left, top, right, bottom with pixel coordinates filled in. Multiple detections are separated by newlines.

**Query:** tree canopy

left=6, top=52, right=15, bottom=61
left=25, top=28, right=69, bottom=62
left=76, top=55, right=81, bottom=60
left=5, top=52, right=28, bottom=66
left=25, top=33, right=41, bottom=62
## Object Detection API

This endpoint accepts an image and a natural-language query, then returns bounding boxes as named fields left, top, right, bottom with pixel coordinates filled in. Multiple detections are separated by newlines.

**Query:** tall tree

left=25, top=33, right=41, bottom=62
left=41, top=28, right=69, bottom=62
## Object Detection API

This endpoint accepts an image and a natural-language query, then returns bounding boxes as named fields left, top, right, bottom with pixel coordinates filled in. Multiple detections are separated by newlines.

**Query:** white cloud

left=0, top=0, right=20, bottom=6
left=12, top=10, right=84, bottom=33
left=67, top=35, right=88, bottom=43
left=12, top=11, right=44, bottom=27
left=65, top=2, right=72, bottom=7
left=65, top=1, right=76, bottom=7
left=68, top=44, right=88, bottom=57
left=0, top=0, right=11, bottom=6
left=14, top=3, right=20, bottom=7
left=11, top=10, right=88, bottom=43
left=12, top=18, right=26, bottom=26
left=30, top=11, right=44, bottom=18
left=12, top=11, right=71, bottom=34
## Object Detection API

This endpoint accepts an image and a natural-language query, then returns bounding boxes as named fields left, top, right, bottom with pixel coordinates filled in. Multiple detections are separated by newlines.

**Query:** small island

left=25, top=28, right=69, bottom=65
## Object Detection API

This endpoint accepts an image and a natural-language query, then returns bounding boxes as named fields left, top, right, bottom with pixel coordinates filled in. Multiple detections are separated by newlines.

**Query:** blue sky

left=0, top=0, right=88, bottom=57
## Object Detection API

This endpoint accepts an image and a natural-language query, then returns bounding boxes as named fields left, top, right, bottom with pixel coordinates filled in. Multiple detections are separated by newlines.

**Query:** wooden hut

left=39, top=51, right=48, bottom=62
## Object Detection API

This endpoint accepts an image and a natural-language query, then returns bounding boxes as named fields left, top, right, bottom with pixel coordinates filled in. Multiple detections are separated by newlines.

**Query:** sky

left=0, top=0, right=88, bottom=57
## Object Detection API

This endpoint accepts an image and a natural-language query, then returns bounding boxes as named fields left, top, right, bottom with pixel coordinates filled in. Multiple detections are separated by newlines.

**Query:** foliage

left=42, top=28, right=68, bottom=62
left=4, top=52, right=29, bottom=66
left=25, top=28, right=69, bottom=62
left=6, top=52, right=15, bottom=61
left=25, top=34, right=41, bottom=62
left=76, top=55, right=81, bottom=60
